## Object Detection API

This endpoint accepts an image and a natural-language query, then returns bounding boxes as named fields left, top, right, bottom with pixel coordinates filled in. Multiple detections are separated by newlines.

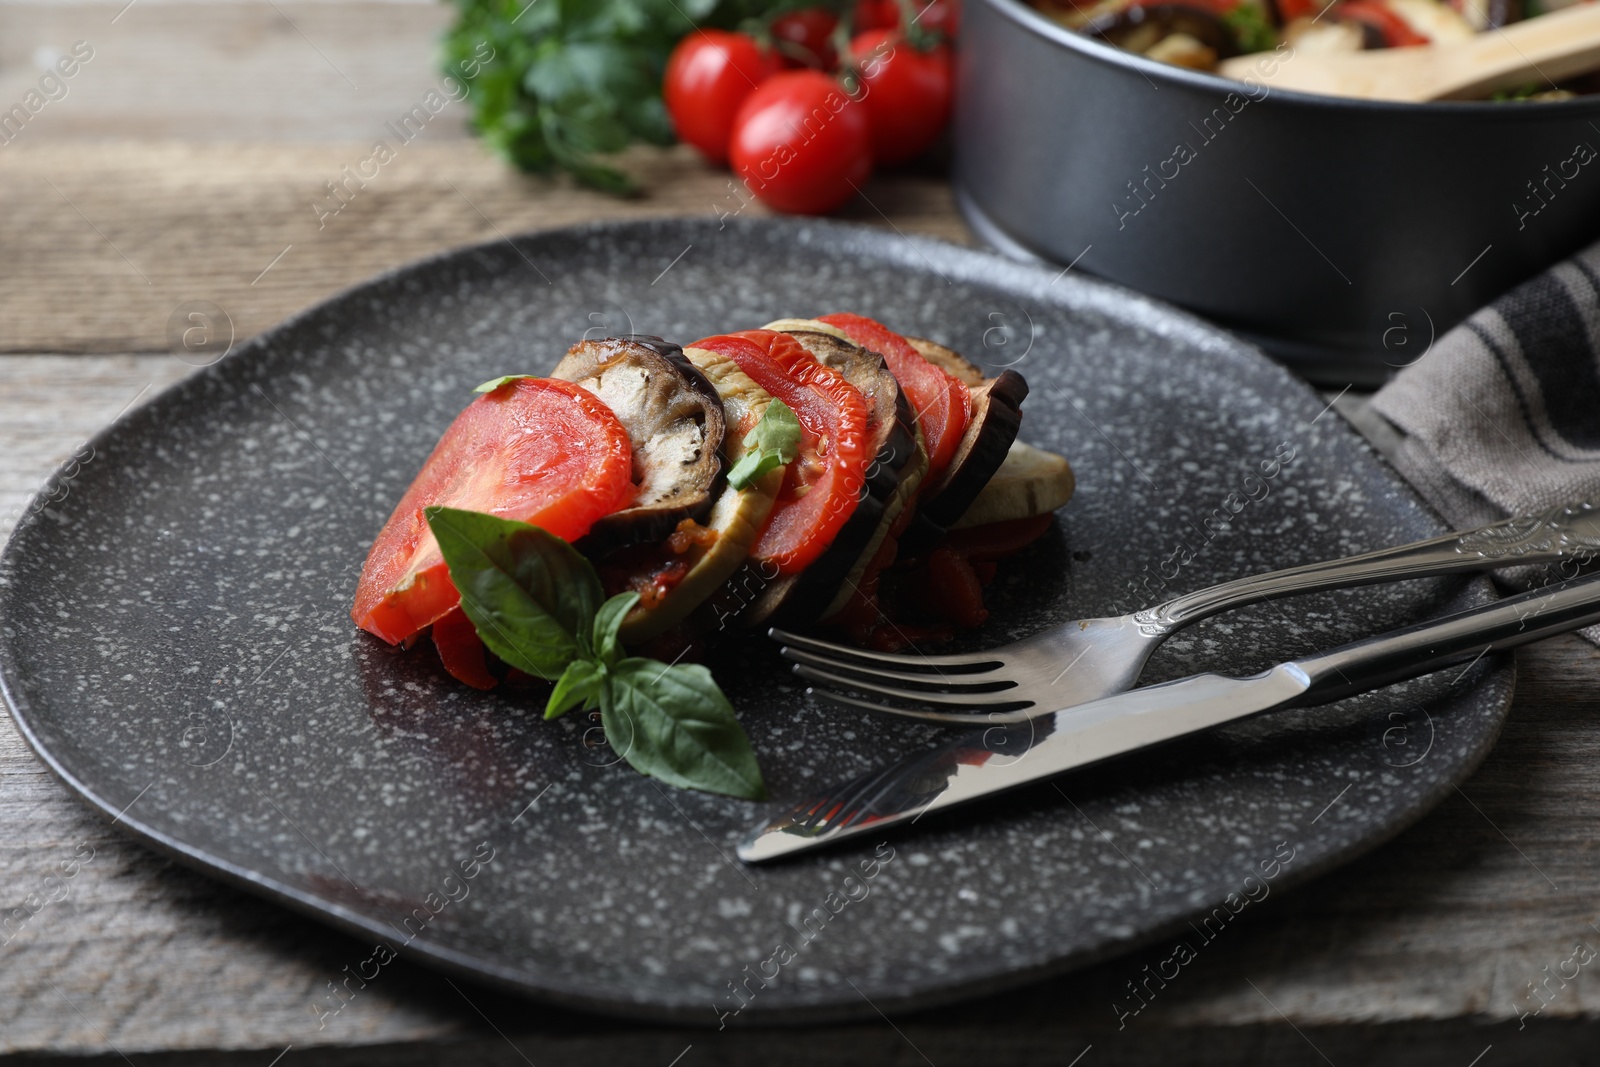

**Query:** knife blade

left=737, top=665, right=1310, bottom=863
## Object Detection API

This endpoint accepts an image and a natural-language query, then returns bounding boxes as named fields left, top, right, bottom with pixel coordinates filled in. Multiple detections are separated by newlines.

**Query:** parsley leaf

left=725, top=399, right=801, bottom=490
left=424, top=506, right=766, bottom=799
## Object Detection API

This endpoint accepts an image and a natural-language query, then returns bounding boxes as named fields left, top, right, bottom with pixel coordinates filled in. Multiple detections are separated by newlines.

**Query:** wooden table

left=2, top=3, right=1597, bottom=1063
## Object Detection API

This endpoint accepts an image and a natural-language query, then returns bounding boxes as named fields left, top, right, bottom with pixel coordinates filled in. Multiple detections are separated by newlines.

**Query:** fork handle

left=1292, top=573, right=1600, bottom=705
left=1133, top=502, right=1600, bottom=637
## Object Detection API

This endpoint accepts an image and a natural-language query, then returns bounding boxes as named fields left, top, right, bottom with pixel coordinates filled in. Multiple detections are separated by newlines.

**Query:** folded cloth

left=1370, top=239, right=1600, bottom=640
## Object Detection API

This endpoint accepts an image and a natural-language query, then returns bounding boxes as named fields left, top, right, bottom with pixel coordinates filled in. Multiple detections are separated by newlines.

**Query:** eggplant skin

left=917, top=369, right=1030, bottom=533
left=742, top=325, right=924, bottom=629
left=952, top=440, right=1076, bottom=529
left=554, top=336, right=726, bottom=557
left=614, top=348, right=781, bottom=644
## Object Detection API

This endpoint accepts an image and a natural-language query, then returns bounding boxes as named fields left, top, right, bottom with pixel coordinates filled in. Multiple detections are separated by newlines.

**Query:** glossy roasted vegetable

left=765, top=319, right=929, bottom=623
left=554, top=336, right=727, bottom=557
left=952, top=441, right=1077, bottom=529
left=604, top=347, right=784, bottom=644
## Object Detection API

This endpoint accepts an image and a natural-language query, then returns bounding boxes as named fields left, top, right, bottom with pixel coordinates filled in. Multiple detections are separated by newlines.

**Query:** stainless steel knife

left=738, top=574, right=1600, bottom=863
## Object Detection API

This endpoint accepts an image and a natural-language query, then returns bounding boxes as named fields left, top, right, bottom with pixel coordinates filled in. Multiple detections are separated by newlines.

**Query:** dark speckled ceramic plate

left=0, top=217, right=1511, bottom=1024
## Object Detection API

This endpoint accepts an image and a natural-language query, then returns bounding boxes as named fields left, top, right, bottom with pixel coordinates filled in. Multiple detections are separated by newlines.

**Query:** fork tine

left=780, top=648, right=1018, bottom=692
left=768, top=628, right=1004, bottom=673
left=793, top=664, right=1033, bottom=711
left=808, top=686, right=1038, bottom=725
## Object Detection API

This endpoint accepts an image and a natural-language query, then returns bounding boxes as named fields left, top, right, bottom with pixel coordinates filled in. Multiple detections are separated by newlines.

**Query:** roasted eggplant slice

left=553, top=336, right=726, bottom=556
left=762, top=322, right=930, bottom=623
left=899, top=336, right=1030, bottom=537
left=951, top=440, right=1076, bottom=528
left=607, top=349, right=782, bottom=644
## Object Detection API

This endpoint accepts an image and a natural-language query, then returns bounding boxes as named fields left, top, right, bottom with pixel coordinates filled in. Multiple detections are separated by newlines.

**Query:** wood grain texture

left=2, top=359, right=1598, bottom=1064
left=0, top=138, right=967, bottom=354
left=0, top=2, right=462, bottom=143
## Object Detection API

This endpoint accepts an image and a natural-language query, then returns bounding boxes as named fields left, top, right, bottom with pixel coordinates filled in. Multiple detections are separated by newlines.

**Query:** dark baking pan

left=953, top=0, right=1600, bottom=384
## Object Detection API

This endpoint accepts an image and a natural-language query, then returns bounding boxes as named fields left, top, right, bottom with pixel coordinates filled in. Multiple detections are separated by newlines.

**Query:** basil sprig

left=725, top=399, right=801, bottom=491
left=425, top=506, right=766, bottom=800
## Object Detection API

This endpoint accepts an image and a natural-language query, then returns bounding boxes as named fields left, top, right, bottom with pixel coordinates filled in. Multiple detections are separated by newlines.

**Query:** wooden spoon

left=1217, top=1, right=1600, bottom=101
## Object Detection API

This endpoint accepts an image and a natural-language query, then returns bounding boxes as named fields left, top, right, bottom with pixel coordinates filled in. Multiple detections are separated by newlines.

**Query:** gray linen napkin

left=1369, top=239, right=1600, bottom=638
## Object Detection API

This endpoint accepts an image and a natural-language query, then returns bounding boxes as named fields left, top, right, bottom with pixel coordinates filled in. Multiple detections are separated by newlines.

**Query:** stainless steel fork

left=771, top=501, right=1600, bottom=725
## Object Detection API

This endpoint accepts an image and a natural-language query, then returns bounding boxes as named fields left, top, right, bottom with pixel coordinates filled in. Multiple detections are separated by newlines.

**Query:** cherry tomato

left=849, top=30, right=952, bottom=165
left=816, top=313, right=971, bottom=487
left=910, top=0, right=961, bottom=37
left=772, top=7, right=840, bottom=68
left=729, top=71, right=873, bottom=215
left=854, top=0, right=901, bottom=31
left=853, top=0, right=961, bottom=38
left=352, top=377, right=634, bottom=645
left=663, top=30, right=781, bottom=165
left=690, top=330, right=871, bottom=574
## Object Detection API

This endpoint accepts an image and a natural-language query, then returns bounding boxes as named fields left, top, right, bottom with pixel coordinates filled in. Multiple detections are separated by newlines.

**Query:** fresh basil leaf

left=473, top=375, right=533, bottom=394
left=546, top=659, right=604, bottom=720
left=747, top=398, right=801, bottom=458
left=592, top=592, right=639, bottom=668
left=726, top=399, right=801, bottom=490
left=601, top=658, right=766, bottom=800
left=724, top=450, right=781, bottom=491
left=425, top=506, right=603, bottom=680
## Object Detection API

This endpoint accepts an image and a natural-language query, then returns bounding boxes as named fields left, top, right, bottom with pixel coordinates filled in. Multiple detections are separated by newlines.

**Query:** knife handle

left=1137, top=501, right=1600, bottom=637
left=1292, top=573, right=1600, bottom=706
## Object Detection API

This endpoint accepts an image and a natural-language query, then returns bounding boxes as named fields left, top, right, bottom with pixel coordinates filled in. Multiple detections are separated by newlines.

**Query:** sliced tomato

left=945, top=514, right=1054, bottom=561
left=431, top=607, right=498, bottom=690
left=816, top=313, right=971, bottom=487
left=1273, top=0, right=1326, bottom=19
left=1335, top=0, right=1431, bottom=45
left=690, top=330, right=870, bottom=574
left=352, top=377, right=634, bottom=645
left=926, top=546, right=988, bottom=629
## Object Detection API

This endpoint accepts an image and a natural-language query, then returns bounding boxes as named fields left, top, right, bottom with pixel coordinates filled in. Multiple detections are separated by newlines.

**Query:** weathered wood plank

left=0, top=2, right=462, bottom=143
left=2, top=357, right=1598, bottom=1063
left=0, top=140, right=966, bottom=354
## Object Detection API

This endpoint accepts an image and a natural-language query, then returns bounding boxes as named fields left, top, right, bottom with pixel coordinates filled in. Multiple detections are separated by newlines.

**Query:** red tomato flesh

left=352, top=377, right=634, bottom=645
left=432, top=606, right=498, bottom=690
left=817, top=312, right=971, bottom=487
left=1335, top=1, right=1431, bottom=45
left=691, top=330, right=871, bottom=574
